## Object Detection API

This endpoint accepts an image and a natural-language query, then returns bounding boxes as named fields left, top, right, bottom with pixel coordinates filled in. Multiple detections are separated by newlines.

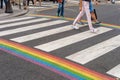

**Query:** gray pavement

left=0, top=50, right=68, bottom=80
left=33, top=2, right=120, bottom=26
left=0, top=1, right=120, bottom=80
left=0, top=16, right=119, bottom=80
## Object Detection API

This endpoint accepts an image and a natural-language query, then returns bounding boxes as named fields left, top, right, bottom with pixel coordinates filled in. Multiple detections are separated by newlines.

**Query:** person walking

left=57, top=0, right=65, bottom=17
left=76, top=1, right=101, bottom=25
left=72, top=0, right=98, bottom=33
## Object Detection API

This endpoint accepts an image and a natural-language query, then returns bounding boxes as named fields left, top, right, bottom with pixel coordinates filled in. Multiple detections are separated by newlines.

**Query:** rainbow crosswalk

left=0, top=39, right=116, bottom=80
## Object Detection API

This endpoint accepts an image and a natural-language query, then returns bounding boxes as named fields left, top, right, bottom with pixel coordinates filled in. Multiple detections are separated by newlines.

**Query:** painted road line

left=0, top=20, right=67, bottom=37
left=0, top=17, right=34, bottom=24
left=11, top=25, right=72, bottom=43
left=107, top=64, right=120, bottom=78
left=66, top=35, right=120, bottom=65
left=0, top=18, right=50, bottom=29
left=35, top=27, right=112, bottom=52
left=10, top=24, right=87, bottom=43
left=0, top=39, right=116, bottom=80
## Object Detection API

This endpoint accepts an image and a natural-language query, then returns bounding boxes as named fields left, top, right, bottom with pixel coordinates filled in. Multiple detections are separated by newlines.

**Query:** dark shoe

left=95, top=21, right=101, bottom=24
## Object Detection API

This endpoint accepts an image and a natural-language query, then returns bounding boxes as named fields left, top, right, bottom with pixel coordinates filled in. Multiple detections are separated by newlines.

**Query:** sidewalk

left=0, top=1, right=58, bottom=20
left=0, top=5, right=28, bottom=20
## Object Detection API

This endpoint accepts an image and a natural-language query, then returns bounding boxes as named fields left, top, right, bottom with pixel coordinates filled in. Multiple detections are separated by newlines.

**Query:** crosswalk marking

left=34, top=27, right=112, bottom=52
left=66, top=35, right=120, bottom=64
left=0, top=20, right=67, bottom=36
left=0, top=17, right=34, bottom=24
left=0, top=17, right=120, bottom=78
left=107, top=64, right=120, bottom=78
left=10, top=24, right=87, bottom=43
left=11, top=25, right=72, bottom=42
left=0, top=18, right=50, bottom=29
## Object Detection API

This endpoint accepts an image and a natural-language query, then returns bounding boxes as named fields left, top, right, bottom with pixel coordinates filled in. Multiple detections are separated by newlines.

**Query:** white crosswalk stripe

left=0, top=20, right=67, bottom=36
left=0, top=18, right=49, bottom=29
left=107, top=64, right=120, bottom=78
left=11, top=25, right=72, bottom=42
left=0, top=17, right=34, bottom=24
left=0, top=16, right=120, bottom=78
left=34, top=27, right=112, bottom=52
left=66, top=35, right=120, bottom=64
left=10, top=24, right=87, bottom=43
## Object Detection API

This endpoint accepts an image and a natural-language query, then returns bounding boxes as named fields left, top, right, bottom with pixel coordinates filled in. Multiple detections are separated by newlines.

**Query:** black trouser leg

left=31, top=0, right=34, bottom=5
left=27, top=0, right=34, bottom=5
left=27, top=0, right=30, bottom=6
left=0, top=0, right=3, bottom=8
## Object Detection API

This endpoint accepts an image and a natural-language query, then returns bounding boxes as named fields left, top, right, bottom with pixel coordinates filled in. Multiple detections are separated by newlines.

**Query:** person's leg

left=84, top=1, right=97, bottom=32
left=72, top=2, right=85, bottom=29
left=34, top=0, right=36, bottom=5
left=31, top=0, right=34, bottom=5
left=89, top=1, right=97, bottom=22
left=38, top=0, right=41, bottom=6
left=23, top=0, right=27, bottom=9
left=89, top=1, right=100, bottom=24
left=73, top=1, right=85, bottom=26
left=91, top=11, right=101, bottom=24
left=57, top=3, right=62, bottom=16
left=0, top=0, right=3, bottom=8
left=91, top=11, right=97, bottom=21
left=27, top=0, right=29, bottom=6
left=4, top=0, right=7, bottom=5
left=89, top=1, right=94, bottom=13
left=3, top=0, right=7, bottom=8
left=61, top=0, right=64, bottom=17
left=73, top=11, right=84, bottom=26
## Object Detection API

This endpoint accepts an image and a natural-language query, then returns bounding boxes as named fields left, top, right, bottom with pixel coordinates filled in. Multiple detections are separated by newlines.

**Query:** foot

left=95, top=21, right=101, bottom=24
left=90, top=28, right=98, bottom=33
left=72, top=25, right=79, bottom=30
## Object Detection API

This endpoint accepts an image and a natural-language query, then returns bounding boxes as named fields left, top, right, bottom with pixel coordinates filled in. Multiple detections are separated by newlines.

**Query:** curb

left=0, top=8, right=29, bottom=20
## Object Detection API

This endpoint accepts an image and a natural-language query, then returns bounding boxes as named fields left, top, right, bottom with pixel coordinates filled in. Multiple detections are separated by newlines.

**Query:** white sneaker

left=72, top=25, right=79, bottom=30
left=90, top=28, right=98, bottom=33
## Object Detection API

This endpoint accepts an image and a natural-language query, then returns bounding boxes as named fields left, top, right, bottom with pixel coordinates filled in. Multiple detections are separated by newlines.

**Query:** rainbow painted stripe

left=0, top=39, right=116, bottom=80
